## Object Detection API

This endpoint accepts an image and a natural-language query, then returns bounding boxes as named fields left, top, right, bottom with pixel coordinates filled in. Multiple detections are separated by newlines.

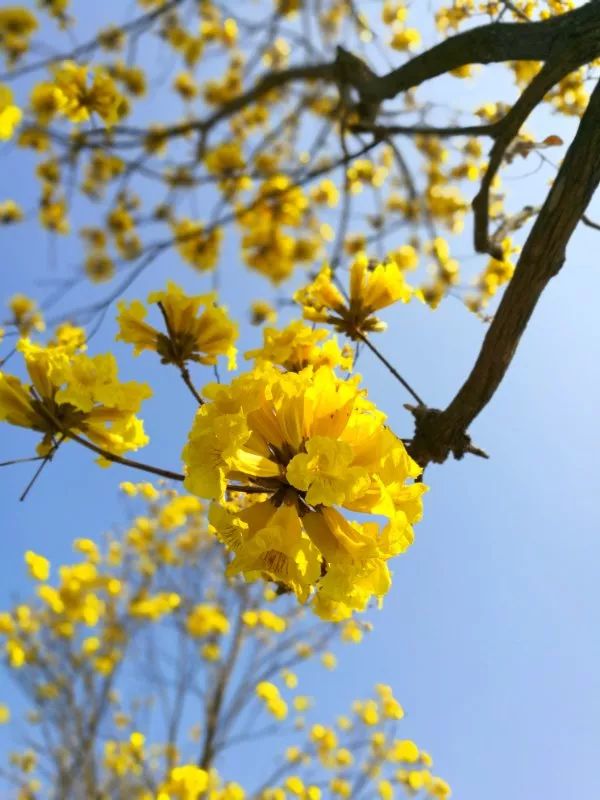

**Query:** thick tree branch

left=372, top=1, right=600, bottom=101
left=408, top=78, right=600, bottom=467
left=48, top=3, right=600, bottom=159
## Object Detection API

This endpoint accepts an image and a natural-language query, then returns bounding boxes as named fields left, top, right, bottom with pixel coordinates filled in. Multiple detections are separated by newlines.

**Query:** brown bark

left=408, top=78, right=600, bottom=467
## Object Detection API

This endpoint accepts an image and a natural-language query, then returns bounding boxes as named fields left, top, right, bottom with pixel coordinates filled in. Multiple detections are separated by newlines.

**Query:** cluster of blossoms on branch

left=0, top=485, right=450, bottom=800
left=0, top=264, right=425, bottom=619
left=0, top=328, right=150, bottom=459
left=0, top=0, right=593, bottom=795
left=0, top=0, right=572, bottom=315
left=184, top=363, right=424, bottom=620
left=0, top=0, right=588, bottom=622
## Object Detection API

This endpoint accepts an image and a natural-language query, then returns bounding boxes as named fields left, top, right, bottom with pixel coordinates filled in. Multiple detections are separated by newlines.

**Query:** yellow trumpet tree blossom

left=183, top=364, right=424, bottom=619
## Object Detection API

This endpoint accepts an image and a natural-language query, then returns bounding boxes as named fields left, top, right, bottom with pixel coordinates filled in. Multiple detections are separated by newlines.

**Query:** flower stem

left=357, top=332, right=426, bottom=406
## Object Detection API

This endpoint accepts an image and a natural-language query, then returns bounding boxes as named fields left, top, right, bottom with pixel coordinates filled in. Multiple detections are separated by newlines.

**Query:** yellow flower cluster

left=466, top=237, right=518, bottom=313
left=242, top=608, right=287, bottom=633
left=6, top=293, right=45, bottom=336
left=117, top=281, right=238, bottom=370
left=183, top=364, right=425, bottom=619
left=204, top=141, right=251, bottom=196
left=0, top=6, right=37, bottom=64
left=250, top=300, right=277, bottom=326
left=257, top=683, right=449, bottom=800
left=0, top=198, right=23, bottom=224
left=30, top=61, right=128, bottom=126
left=245, top=321, right=352, bottom=372
left=0, top=335, right=150, bottom=457
left=420, top=237, right=461, bottom=310
left=237, top=175, right=315, bottom=283
left=172, top=218, right=223, bottom=272
left=295, top=254, right=414, bottom=339
left=256, top=681, right=288, bottom=720
left=186, top=603, right=230, bottom=637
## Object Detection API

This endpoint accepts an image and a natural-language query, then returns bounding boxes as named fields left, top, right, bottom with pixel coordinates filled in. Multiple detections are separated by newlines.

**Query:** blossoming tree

left=1, top=0, right=597, bottom=615
left=0, top=1, right=598, bottom=792
left=0, top=485, right=450, bottom=799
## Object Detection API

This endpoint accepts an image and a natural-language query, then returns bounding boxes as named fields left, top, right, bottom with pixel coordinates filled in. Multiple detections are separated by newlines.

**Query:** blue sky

left=1, top=2, right=599, bottom=798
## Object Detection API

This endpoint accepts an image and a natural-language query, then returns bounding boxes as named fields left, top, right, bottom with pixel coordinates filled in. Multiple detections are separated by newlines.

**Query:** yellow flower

left=129, top=591, right=180, bottom=620
left=295, top=254, right=413, bottom=338
left=48, top=322, right=86, bottom=353
left=256, top=682, right=288, bottom=720
left=390, top=27, right=421, bottom=51
left=120, top=481, right=138, bottom=496
left=116, top=281, right=238, bottom=369
left=52, top=61, right=127, bottom=126
left=0, top=199, right=23, bottom=224
left=376, top=683, right=405, bottom=719
left=25, top=551, right=50, bottom=582
left=388, top=739, right=419, bottom=763
left=157, top=765, right=210, bottom=799
left=243, top=608, right=287, bottom=633
left=354, top=698, right=379, bottom=726
left=0, top=704, right=9, bottom=724
left=245, top=321, right=352, bottom=372
left=201, top=642, right=221, bottom=661
left=204, top=141, right=251, bottom=194
left=341, top=619, right=363, bottom=643
left=286, top=437, right=369, bottom=506
left=250, top=300, right=277, bottom=326
left=0, top=7, right=37, bottom=64
left=311, top=179, right=339, bottom=207
left=173, top=70, right=198, bottom=100
left=183, top=364, right=425, bottom=616
left=7, top=294, right=44, bottom=336
left=256, top=681, right=279, bottom=701
left=172, top=218, right=222, bottom=271
left=29, top=81, right=67, bottom=123
left=0, top=339, right=151, bottom=457
left=39, top=189, right=69, bottom=234
left=0, top=83, right=22, bottom=139
left=237, top=175, right=310, bottom=283
left=186, top=604, right=229, bottom=637
left=321, top=652, right=337, bottom=670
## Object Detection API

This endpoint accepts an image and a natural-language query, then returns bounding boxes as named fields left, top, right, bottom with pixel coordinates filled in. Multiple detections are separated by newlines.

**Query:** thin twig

left=156, top=302, right=204, bottom=405
left=356, top=332, right=425, bottom=406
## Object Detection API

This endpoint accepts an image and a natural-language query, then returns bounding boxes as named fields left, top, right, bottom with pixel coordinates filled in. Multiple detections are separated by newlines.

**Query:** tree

left=0, top=484, right=450, bottom=799
left=0, top=0, right=597, bottom=792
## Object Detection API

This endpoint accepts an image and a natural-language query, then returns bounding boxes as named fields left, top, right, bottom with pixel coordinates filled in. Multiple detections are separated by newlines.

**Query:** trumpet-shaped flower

left=183, top=364, right=425, bottom=617
left=295, top=254, right=413, bottom=339
left=52, top=61, right=127, bottom=126
left=116, top=281, right=238, bottom=369
left=7, top=294, right=44, bottom=336
left=245, top=321, right=352, bottom=372
left=0, top=339, right=151, bottom=457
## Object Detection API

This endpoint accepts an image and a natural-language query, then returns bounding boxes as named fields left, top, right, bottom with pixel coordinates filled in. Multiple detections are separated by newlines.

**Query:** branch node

left=404, top=405, right=489, bottom=466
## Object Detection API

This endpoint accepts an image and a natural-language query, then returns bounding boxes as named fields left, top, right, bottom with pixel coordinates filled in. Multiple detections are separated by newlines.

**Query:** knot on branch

left=335, top=46, right=381, bottom=124
left=405, top=405, right=489, bottom=468
left=334, top=46, right=378, bottom=96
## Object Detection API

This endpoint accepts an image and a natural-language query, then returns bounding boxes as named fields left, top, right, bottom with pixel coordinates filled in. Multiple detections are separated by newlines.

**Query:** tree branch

left=408, top=78, right=600, bottom=467
left=372, top=2, right=600, bottom=101
left=472, top=60, right=569, bottom=257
